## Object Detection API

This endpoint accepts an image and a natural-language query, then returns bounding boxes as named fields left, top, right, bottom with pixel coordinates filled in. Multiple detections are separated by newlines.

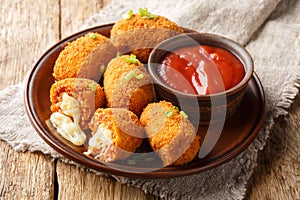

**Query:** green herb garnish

left=172, top=106, right=179, bottom=111
left=165, top=110, right=174, bottom=118
left=135, top=73, right=144, bottom=80
left=88, top=83, right=97, bottom=91
left=149, top=13, right=158, bottom=19
left=122, top=9, right=133, bottom=20
left=144, top=157, right=154, bottom=162
left=137, top=8, right=158, bottom=19
left=124, top=70, right=136, bottom=81
left=124, top=54, right=138, bottom=64
left=137, top=8, right=148, bottom=16
left=100, top=64, right=105, bottom=73
left=180, top=111, right=188, bottom=119
left=89, top=33, right=96, bottom=39
left=116, top=52, right=121, bottom=58
left=127, top=159, right=136, bottom=165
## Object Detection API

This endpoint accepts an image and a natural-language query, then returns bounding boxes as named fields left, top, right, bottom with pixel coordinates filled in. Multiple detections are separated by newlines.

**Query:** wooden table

left=0, top=1, right=299, bottom=199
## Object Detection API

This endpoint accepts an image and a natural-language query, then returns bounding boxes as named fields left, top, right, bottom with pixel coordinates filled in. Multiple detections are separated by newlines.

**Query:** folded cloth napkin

left=0, top=0, right=299, bottom=199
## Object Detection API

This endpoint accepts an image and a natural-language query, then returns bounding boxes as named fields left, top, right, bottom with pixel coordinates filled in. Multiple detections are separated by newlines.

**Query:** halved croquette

left=86, top=108, right=143, bottom=162
left=50, top=78, right=105, bottom=130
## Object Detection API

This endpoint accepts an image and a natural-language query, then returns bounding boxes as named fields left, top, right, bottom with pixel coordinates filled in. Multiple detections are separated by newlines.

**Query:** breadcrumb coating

left=50, top=78, right=105, bottom=130
left=111, top=14, right=183, bottom=35
left=53, top=32, right=116, bottom=81
left=88, top=108, right=143, bottom=162
left=111, top=14, right=184, bottom=62
left=103, top=55, right=154, bottom=116
left=140, top=101, right=200, bottom=166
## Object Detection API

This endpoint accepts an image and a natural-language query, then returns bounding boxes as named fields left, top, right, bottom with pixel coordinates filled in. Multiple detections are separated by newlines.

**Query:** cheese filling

left=85, top=124, right=113, bottom=161
left=50, top=93, right=86, bottom=146
left=59, top=93, right=81, bottom=124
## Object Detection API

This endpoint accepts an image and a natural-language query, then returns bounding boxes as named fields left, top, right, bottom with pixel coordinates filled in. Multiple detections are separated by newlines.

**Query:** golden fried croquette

left=53, top=32, right=117, bottom=81
left=111, top=13, right=184, bottom=62
left=86, top=108, right=143, bottom=162
left=140, top=101, right=200, bottom=166
left=50, top=78, right=105, bottom=130
left=103, top=54, right=154, bottom=116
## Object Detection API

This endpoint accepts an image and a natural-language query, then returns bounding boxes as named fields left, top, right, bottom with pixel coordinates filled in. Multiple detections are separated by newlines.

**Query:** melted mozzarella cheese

left=50, top=93, right=86, bottom=146
left=87, top=124, right=113, bottom=161
left=50, top=112, right=86, bottom=146
left=59, top=93, right=81, bottom=125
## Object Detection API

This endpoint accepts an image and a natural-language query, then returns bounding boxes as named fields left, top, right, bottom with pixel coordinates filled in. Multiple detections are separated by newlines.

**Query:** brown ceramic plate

left=24, top=23, right=266, bottom=178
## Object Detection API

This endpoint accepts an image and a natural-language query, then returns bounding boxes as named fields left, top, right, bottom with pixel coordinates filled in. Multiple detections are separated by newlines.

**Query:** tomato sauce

left=158, top=45, right=245, bottom=95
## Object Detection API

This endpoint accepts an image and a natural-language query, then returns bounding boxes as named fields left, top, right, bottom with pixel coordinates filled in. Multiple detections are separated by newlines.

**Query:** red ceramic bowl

left=25, top=23, right=265, bottom=178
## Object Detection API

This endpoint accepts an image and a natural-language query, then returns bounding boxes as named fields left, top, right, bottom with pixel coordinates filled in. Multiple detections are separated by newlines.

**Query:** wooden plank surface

left=0, top=0, right=299, bottom=199
left=60, top=0, right=103, bottom=38
left=247, top=95, right=300, bottom=200
left=0, top=145, right=55, bottom=199
left=56, top=160, right=157, bottom=200
left=0, top=0, right=60, bottom=89
left=0, top=0, right=60, bottom=199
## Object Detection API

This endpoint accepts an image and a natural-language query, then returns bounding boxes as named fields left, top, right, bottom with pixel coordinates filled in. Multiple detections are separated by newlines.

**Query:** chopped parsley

left=89, top=33, right=96, bottom=39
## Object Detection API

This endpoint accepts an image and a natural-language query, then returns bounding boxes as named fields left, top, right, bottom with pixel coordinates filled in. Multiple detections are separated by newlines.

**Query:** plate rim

left=24, top=24, right=266, bottom=179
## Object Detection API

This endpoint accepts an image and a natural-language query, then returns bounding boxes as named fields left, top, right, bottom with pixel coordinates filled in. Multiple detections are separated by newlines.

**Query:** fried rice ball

left=140, top=101, right=200, bottom=166
left=110, top=13, right=184, bottom=62
left=50, top=78, right=105, bottom=130
left=53, top=32, right=117, bottom=81
left=103, top=54, right=154, bottom=116
left=86, top=108, right=144, bottom=162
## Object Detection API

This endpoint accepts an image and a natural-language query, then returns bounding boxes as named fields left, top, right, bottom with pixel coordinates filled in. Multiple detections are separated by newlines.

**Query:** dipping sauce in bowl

left=158, top=45, right=245, bottom=95
left=148, top=33, right=254, bottom=124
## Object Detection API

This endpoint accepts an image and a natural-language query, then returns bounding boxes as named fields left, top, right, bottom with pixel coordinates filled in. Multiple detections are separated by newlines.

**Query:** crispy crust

left=88, top=108, right=144, bottom=161
left=111, top=14, right=183, bottom=36
left=53, top=32, right=117, bottom=81
left=111, top=14, right=184, bottom=62
left=140, top=101, right=200, bottom=166
left=103, top=55, right=154, bottom=116
left=50, top=78, right=105, bottom=130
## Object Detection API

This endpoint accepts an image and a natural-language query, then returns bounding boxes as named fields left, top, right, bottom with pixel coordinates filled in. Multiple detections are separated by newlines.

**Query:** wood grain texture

left=0, top=0, right=59, bottom=199
left=60, top=0, right=103, bottom=38
left=0, top=0, right=60, bottom=90
left=0, top=143, right=55, bottom=200
left=247, top=95, right=300, bottom=200
left=56, top=160, right=157, bottom=200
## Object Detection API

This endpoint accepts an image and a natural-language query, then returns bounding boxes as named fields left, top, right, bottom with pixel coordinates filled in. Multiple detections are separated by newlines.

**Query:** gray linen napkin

left=0, top=0, right=299, bottom=199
